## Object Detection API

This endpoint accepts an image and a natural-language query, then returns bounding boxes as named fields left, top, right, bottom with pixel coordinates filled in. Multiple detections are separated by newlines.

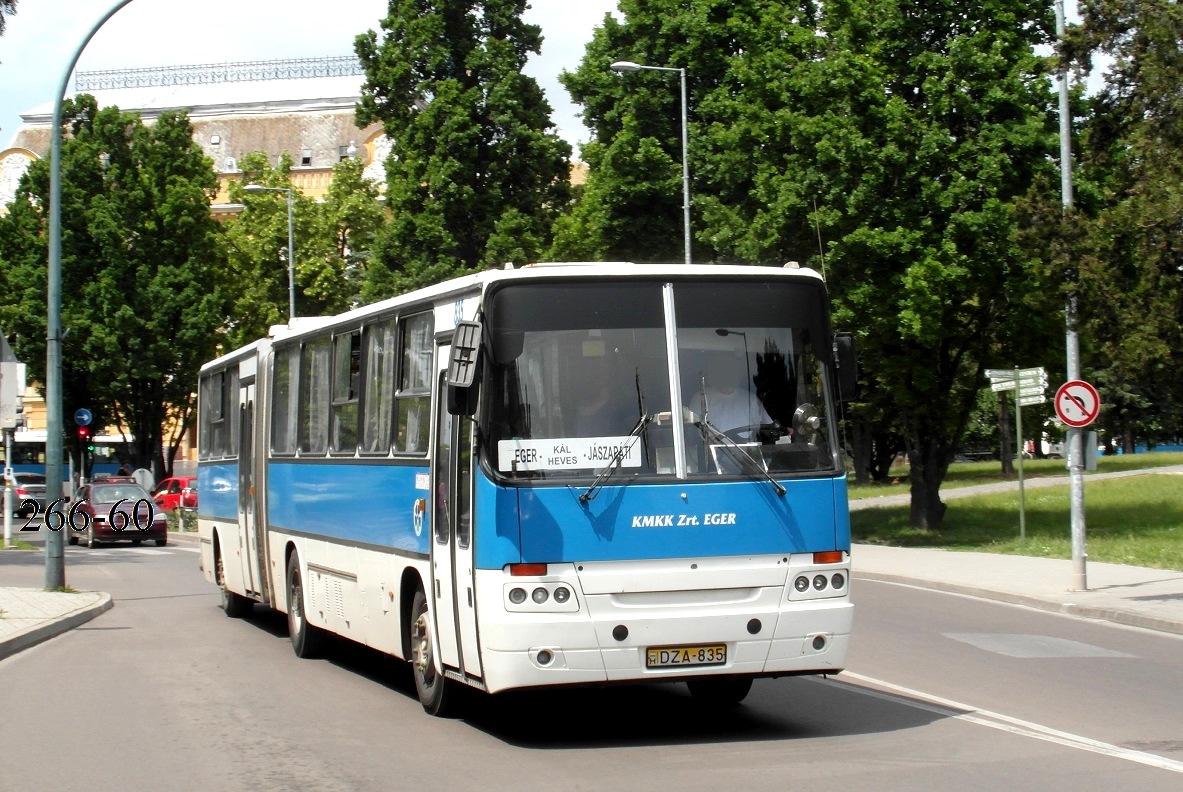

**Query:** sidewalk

left=0, top=587, right=113, bottom=661
left=853, top=544, right=1183, bottom=636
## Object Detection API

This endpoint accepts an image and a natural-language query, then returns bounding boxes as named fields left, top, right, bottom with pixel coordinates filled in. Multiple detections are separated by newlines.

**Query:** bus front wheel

left=286, top=552, right=326, bottom=658
left=410, top=587, right=455, bottom=717
left=686, top=675, right=753, bottom=706
left=217, top=546, right=253, bottom=618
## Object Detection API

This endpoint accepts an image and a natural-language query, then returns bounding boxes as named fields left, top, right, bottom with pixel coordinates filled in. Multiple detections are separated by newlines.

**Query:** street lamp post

left=45, top=0, right=137, bottom=589
left=244, top=184, right=296, bottom=322
left=610, top=60, right=691, bottom=265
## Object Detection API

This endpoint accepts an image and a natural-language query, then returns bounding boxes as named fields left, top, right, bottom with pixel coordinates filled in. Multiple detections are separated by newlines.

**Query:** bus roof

left=204, top=262, right=826, bottom=366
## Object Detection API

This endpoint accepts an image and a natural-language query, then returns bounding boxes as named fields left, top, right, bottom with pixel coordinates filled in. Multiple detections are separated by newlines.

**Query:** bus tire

left=686, top=675, right=753, bottom=706
left=216, top=546, right=252, bottom=618
left=286, top=552, right=327, bottom=658
left=410, top=586, right=455, bottom=717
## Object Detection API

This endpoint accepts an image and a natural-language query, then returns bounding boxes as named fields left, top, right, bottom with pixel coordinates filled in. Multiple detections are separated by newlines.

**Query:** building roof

left=0, top=56, right=386, bottom=210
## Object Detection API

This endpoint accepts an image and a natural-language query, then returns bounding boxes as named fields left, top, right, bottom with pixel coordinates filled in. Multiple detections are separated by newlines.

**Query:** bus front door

left=237, top=379, right=263, bottom=599
left=431, top=353, right=482, bottom=682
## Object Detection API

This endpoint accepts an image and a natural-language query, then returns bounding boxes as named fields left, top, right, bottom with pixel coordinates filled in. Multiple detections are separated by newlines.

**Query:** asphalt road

left=1, top=532, right=1181, bottom=791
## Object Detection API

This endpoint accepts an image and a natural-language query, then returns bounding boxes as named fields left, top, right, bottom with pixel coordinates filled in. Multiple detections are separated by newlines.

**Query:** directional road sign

left=986, top=367, right=1047, bottom=393
left=1054, top=380, right=1101, bottom=428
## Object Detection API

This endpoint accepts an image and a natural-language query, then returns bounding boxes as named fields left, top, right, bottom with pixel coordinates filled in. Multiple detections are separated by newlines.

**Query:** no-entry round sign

left=1054, top=380, right=1101, bottom=428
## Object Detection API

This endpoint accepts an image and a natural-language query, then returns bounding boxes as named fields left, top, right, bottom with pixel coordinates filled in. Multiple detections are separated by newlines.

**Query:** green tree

left=0, top=96, right=225, bottom=477
left=303, top=155, right=387, bottom=310
left=561, top=0, right=1062, bottom=528
left=1073, top=0, right=1183, bottom=451
left=221, top=153, right=385, bottom=347
left=555, top=2, right=739, bottom=263
left=355, top=0, right=572, bottom=299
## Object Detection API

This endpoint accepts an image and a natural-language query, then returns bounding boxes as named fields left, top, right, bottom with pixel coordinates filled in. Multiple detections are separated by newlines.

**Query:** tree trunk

left=998, top=391, right=1014, bottom=475
left=906, top=435, right=949, bottom=530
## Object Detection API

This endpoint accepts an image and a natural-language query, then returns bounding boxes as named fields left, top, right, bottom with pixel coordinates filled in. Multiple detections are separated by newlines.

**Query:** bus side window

left=300, top=338, right=332, bottom=455
left=396, top=312, right=432, bottom=454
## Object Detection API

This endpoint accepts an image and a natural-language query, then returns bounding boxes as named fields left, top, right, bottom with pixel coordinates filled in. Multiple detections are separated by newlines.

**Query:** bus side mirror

left=834, top=332, right=858, bottom=402
left=447, top=321, right=482, bottom=416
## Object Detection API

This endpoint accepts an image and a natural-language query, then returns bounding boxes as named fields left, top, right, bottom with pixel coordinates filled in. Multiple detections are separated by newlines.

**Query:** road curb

left=0, top=592, right=114, bottom=662
left=855, top=571, right=1183, bottom=637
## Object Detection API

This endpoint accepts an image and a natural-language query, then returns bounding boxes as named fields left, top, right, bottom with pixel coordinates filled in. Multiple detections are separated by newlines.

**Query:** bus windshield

left=484, top=278, right=838, bottom=483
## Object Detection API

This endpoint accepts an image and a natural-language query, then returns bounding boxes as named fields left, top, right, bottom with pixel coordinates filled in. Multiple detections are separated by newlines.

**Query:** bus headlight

left=787, top=553, right=850, bottom=602
left=503, top=580, right=580, bottom=613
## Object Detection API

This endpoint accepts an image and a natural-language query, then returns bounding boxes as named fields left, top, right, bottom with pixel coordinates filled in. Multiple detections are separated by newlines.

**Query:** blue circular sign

left=74, top=408, right=93, bottom=427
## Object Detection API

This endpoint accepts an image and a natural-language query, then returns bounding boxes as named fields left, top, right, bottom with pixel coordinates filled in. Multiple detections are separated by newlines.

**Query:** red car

left=152, top=476, right=197, bottom=512
left=67, top=482, right=168, bottom=548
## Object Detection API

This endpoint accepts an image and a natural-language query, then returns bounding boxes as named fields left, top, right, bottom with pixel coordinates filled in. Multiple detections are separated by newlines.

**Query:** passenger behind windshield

left=572, top=344, right=639, bottom=438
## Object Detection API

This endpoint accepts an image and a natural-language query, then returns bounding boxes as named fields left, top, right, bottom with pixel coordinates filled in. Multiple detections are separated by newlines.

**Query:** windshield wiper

left=695, top=415, right=786, bottom=497
left=579, top=413, right=651, bottom=503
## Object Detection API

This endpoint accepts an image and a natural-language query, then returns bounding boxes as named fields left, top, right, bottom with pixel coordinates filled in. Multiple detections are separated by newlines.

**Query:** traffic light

left=78, top=426, right=94, bottom=452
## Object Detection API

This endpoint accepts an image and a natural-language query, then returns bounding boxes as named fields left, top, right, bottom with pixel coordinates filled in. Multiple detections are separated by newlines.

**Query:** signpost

left=985, top=367, right=1048, bottom=539
left=1055, top=379, right=1099, bottom=591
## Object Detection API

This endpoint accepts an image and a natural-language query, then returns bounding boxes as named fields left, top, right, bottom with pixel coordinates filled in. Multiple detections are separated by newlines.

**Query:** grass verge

left=852, top=471, right=1183, bottom=570
left=849, top=450, right=1183, bottom=500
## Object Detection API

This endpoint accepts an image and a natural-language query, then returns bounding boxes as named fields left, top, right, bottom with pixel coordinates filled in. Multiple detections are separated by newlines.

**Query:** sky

left=0, top=0, right=619, bottom=151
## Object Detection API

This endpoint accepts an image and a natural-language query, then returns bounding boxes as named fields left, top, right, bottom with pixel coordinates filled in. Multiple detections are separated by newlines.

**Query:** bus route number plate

left=646, top=644, right=727, bottom=668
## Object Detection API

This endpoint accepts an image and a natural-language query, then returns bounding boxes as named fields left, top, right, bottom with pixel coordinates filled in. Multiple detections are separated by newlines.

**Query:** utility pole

left=1056, top=0, right=1087, bottom=591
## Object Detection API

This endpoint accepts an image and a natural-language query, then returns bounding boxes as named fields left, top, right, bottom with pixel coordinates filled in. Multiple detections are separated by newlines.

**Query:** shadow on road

left=233, top=604, right=946, bottom=748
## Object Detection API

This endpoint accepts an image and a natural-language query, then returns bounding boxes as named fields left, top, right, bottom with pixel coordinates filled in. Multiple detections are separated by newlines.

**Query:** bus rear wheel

left=686, top=675, right=753, bottom=706
left=286, top=552, right=327, bottom=658
left=410, top=587, right=455, bottom=717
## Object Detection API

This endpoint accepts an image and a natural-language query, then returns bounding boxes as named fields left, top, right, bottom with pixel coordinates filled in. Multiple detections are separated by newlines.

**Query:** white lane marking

left=66, top=545, right=198, bottom=556
left=944, top=632, right=1136, bottom=659
left=823, top=672, right=1183, bottom=774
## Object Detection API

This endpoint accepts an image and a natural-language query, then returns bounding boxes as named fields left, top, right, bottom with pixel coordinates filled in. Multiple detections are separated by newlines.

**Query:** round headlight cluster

left=507, top=585, right=574, bottom=608
left=793, top=572, right=847, bottom=595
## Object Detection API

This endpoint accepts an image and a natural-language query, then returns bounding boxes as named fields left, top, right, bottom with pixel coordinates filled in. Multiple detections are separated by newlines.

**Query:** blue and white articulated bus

left=197, top=262, right=857, bottom=715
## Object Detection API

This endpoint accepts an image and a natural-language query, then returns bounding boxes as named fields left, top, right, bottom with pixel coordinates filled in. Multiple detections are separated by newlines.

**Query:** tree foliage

left=354, top=0, right=572, bottom=299
left=561, top=0, right=1063, bottom=528
left=220, top=152, right=385, bottom=348
left=1073, top=0, right=1183, bottom=450
left=0, top=96, right=225, bottom=476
